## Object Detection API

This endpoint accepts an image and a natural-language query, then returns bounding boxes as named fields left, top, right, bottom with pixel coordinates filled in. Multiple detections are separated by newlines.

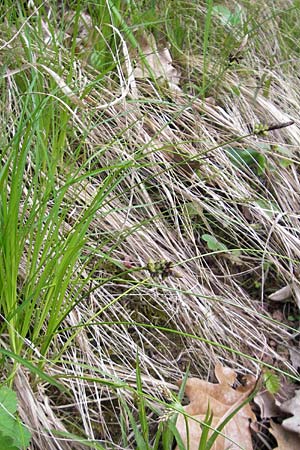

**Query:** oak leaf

left=134, top=33, right=181, bottom=90
left=253, top=391, right=281, bottom=419
left=280, top=390, right=300, bottom=435
left=270, top=420, right=300, bottom=450
left=268, top=281, right=300, bottom=309
left=289, top=348, right=300, bottom=371
left=175, top=364, right=256, bottom=450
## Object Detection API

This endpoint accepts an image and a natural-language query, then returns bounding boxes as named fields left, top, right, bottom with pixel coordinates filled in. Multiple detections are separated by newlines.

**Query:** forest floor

left=1, top=1, right=300, bottom=449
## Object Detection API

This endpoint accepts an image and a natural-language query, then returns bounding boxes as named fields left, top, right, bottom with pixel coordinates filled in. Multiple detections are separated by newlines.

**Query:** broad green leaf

left=184, top=201, right=202, bottom=219
left=279, top=158, right=293, bottom=168
left=270, top=145, right=294, bottom=168
left=212, top=5, right=242, bottom=28
left=201, top=234, right=228, bottom=252
left=254, top=199, right=279, bottom=217
left=0, top=387, right=31, bottom=449
left=212, top=5, right=233, bottom=25
left=0, top=387, right=18, bottom=415
left=271, top=145, right=294, bottom=157
left=263, top=371, right=280, bottom=394
left=226, top=147, right=267, bottom=175
left=0, top=431, right=19, bottom=450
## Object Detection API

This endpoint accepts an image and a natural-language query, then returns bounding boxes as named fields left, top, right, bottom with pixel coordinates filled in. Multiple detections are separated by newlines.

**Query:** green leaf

left=184, top=202, right=202, bottom=219
left=279, top=158, right=293, bottom=168
left=212, top=4, right=242, bottom=28
left=201, top=234, right=228, bottom=252
left=288, top=314, right=300, bottom=321
left=266, top=143, right=294, bottom=168
left=294, top=0, right=300, bottom=8
left=226, top=147, right=267, bottom=175
left=231, top=86, right=240, bottom=96
left=205, top=387, right=258, bottom=450
left=199, top=403, right=213, bottom=450
left=271, top=144, right=294, bottom=157
left=263, top=371, right=280, bottom=394
left=262, top=76, right=272, bottom=98
left=0, top=386, right=18, bottom=415
left=212, top=5, right=233, bottom=25
left=167, top=421, right=186, bottom=450
left=161, top=364, right=190, bottom=450
left=119, top=399, right=148, bottom=450
left=50, top=430, right=106, bottom=449
left=254, top=199, right=279, bottom=217
left=0, top=387, right=31, bottom=449
left=0, top=348, right=66, bottom=392
left=136, top=353, right=149, bottom=446
left=0, top=431, right=19, bottom=450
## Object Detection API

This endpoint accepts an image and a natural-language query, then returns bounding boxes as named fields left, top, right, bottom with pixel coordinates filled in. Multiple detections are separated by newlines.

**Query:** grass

left=1, top=0, right=300, bottom=448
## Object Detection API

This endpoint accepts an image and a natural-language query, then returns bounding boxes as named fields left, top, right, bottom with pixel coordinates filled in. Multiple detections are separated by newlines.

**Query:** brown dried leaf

left=280, top=390, right=300, bottom=435
left=254, top=391, right=281, bottom=419
left=292, top=282, right=300, bottom=310
left=289, top=348, right=300, bottom=371
left=277, top=381, right=298, bottom=405
left=134, top=34, right=181, bottom=89
left=268, top=281, right=300, bottom=309
left=270, top=420, right=300, bottom=450
left=214, top=364, right=237, bottom=385
left=268, top=285, right=292, bottom=302
left=175, top=364, right=256, bottom=450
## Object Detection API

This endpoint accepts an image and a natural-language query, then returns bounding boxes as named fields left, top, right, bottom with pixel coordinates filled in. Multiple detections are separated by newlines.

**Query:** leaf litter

left=279, top=390, right=300, bottom=435
left=1, top=1, right=299, bottom=450
left=175, top=365, right=300, bottom=449
left=175, top=364, right=256, bottom=450
left=133, top=33, right=181, bottom=90
left=268, top=282, right=300, bottom=310
left=270, top=421, right=300, bottom=450
left=254, top=385, right=300, bottom=449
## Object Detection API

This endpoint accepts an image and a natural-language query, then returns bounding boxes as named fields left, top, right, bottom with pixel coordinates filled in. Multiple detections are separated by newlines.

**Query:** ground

left=0, top=1, right=300, bottom=449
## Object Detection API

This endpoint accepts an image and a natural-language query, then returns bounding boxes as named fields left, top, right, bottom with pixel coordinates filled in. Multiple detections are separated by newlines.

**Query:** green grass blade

left=119, top=398, right=148, bottom=450
left=202, top=0, right=214, bottom=96
left=0, top=348, right=66, bottom=392
left=50, top=430, right=106, bottom=449
left=205, top=388, right=258, bottom=449
left=136, top=352, right=150, bottom=448
left=167, top=421, right=186, bottom=450
left=198, top=403, right=213, bottom=450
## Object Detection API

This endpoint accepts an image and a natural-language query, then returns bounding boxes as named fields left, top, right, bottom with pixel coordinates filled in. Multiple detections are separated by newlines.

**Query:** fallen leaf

left=268, top=285, right=292, bottom=302
left=292, top=282, right=300, bottom=310
left=289, top=348, right=300, bottom=371
left=254, top=391, right=281, bottom=419
left=134, top=33, right=181, bottom=90
left=175, top=364, right=256, bottom=450
left=268, top=281, right=300, bottom=309
left=276, top=381, right=298, bottom=405
left=280, top=390, right=300, bottom=435
left=270, top=420, right=300, bottom=450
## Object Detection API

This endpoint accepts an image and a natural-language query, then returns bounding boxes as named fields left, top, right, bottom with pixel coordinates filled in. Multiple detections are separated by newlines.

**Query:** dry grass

left=1, top=1, right=300, bottom=448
